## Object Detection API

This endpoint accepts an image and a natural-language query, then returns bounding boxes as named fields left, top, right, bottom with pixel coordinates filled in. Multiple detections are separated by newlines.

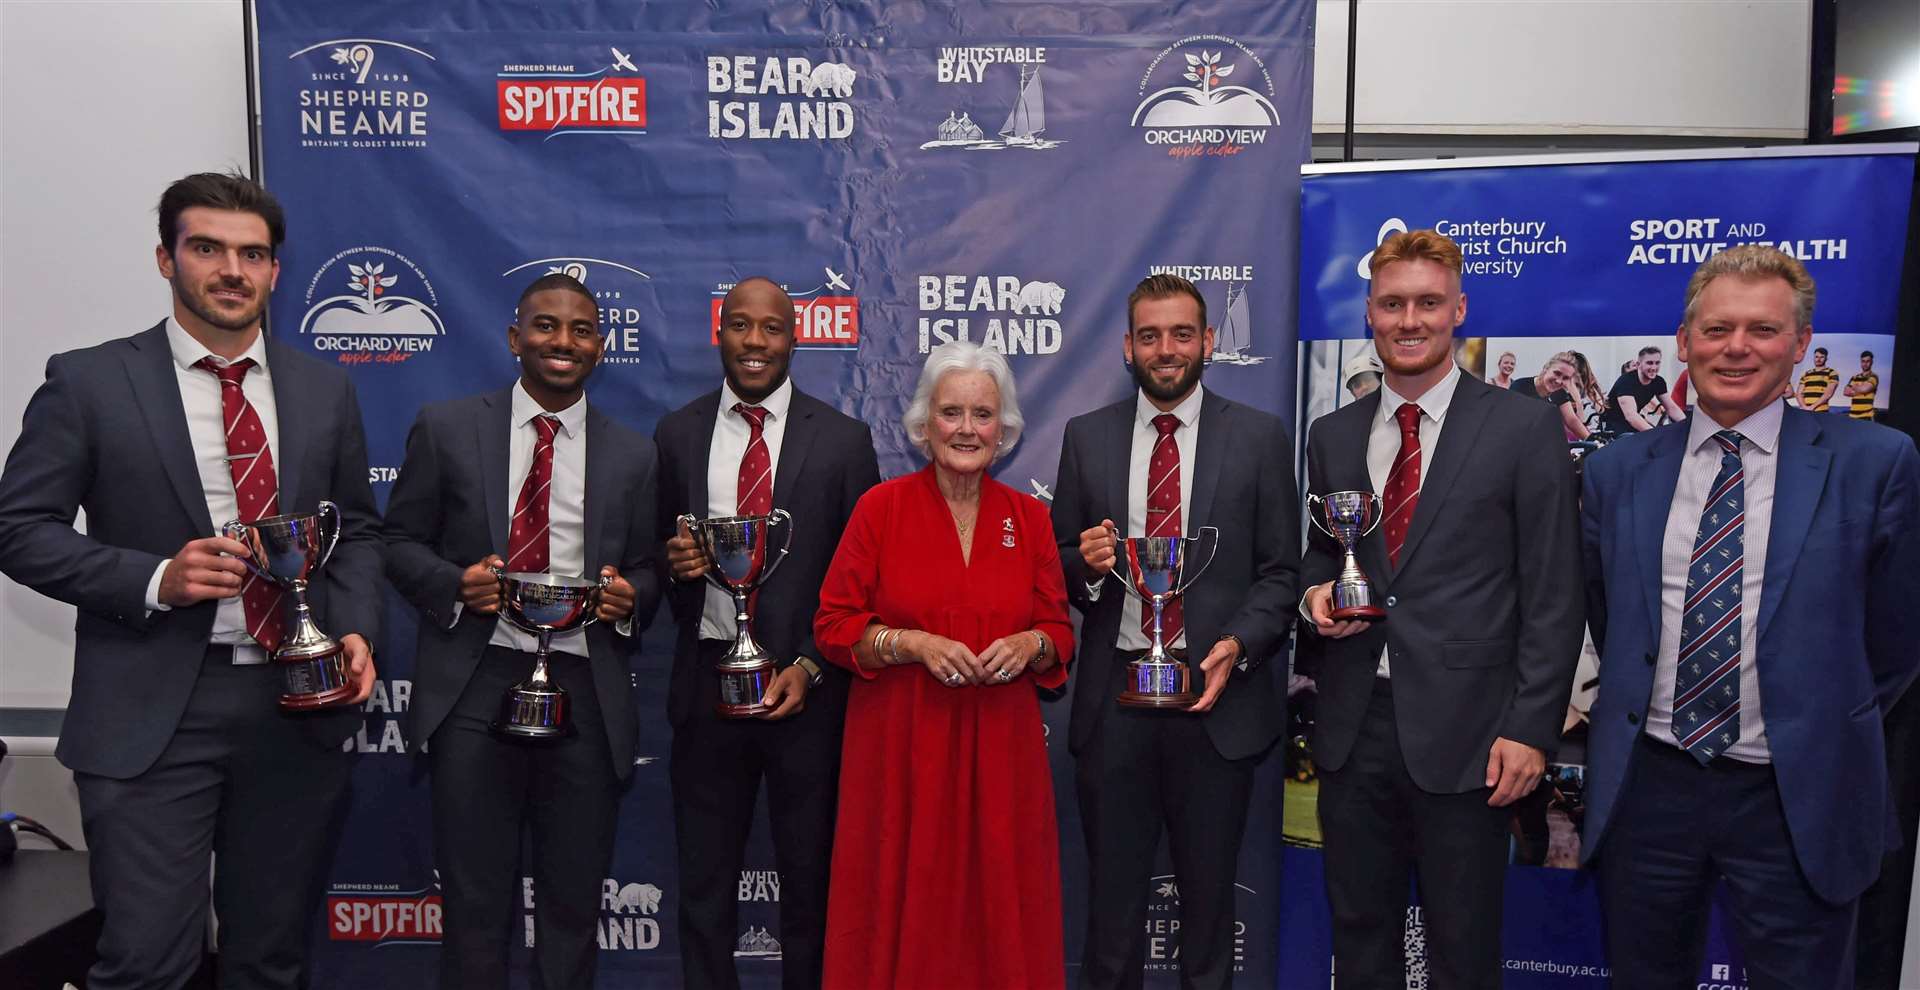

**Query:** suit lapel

left=771, top=390, right=817, bottom=512
left=1104, top=402, right=1131, bottom=531
left=478, top=388, right=513, bottom=552
left=1187, top=392, right=1229, bottom=532
left=1391, top=377, right=1492, bottom=572
left=1757, top=410, right=1830, bottom=638
left=123, top=323, right=213, bottom=533
left=688, top=391, right=720, bottom=518
left=583, top=405, right=608, bottom=570
left=1632, top=425, right=1690, bottom=637
left=263, top=336, right=308, bottom=511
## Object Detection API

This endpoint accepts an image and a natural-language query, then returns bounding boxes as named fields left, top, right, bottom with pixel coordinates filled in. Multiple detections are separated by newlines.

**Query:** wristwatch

left=791, top=655, right=826, bottom=687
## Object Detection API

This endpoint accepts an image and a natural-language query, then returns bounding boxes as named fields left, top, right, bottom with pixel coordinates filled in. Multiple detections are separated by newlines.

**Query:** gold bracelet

left=873, top=626, right=892, bottom=665
left=1029, top=630, right=1048, bottom=665
left=888, top=629, right=906, bottom=666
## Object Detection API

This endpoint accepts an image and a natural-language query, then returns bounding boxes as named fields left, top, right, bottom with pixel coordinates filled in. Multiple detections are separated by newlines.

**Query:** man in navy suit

left=1581, top=244, right=1920, bottom=987
left=0, top=172, right=381, bottom=989
left=384, top=272, right=660, bottom=990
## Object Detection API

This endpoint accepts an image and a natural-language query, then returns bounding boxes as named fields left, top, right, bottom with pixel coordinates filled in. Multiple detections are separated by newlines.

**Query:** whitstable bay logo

left=923, top=46, right=1059, bottom=152
left=1133, top=35, right=1278, bottom=157
left=299, top=247, right=446, bottom=364
left=290, top=39, right=435, bottom=149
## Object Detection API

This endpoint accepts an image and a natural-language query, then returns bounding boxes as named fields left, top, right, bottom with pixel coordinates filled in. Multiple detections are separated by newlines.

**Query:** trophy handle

left=314, top=500, right=342, bottom=572
left=581, top=572, right=613, bottom=628
left=1172, top=526, right=1220, bottom=596
left=751, top=508, right=795, bottom=588
left=1359, top=498, right=1386, bottom=539
left=220, top=519, right=273, bottom=583
left=682, top=515, right=737, bottom=597
left=1303, top=493, right=1336, bottom=541
left=1105, top=522, right=1149, bottom=605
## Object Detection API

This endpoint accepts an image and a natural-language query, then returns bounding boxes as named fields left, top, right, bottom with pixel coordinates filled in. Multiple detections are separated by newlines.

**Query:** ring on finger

left=995, top=668, right=1014, bottom=682
left=945, top=671, right=965, bottom=687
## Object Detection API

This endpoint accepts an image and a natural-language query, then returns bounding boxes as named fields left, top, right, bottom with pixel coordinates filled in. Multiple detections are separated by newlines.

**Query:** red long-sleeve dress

left=813, top=466, right=1073, bottom=989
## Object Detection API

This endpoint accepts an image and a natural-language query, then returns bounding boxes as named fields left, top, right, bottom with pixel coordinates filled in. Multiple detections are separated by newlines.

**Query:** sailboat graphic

left=1208, top=283, right=1269, bottom=366
left=921, top=65, right=1064, bottom=151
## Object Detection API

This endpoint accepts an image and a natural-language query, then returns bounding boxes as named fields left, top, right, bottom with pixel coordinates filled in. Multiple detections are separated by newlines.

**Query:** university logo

left=501, top=257, right=655, bottom=365
left=328, top=875, right=443, bottom=943
left=342, top=678, right=411, bottom=755
left=1147, top=264, right=1268, bottom=366
left=289, top=39, right=434, bottom=149
left=709, top=269, right=860, bottom=351
left=497, top=47, right=647, bottom=139
left=1357, top=218, right=1409, bottom=279
left=299, top=247, right=446, bottom=364
left=916, top=273, right=1066, bottom=356
left=1132, top=35, right=1279, bottom=156
left=923, top=46, right=1060, bottom=152
left=708, top=55, right=857, bottom=139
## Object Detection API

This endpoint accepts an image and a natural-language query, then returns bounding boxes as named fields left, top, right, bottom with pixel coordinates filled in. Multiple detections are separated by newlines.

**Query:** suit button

left=1627, top=712, right=1640, bottom=725
left=1385, top=595, right=1397, bottom=608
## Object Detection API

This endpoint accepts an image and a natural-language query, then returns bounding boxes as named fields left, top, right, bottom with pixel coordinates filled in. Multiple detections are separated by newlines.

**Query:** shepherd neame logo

left=290, top=39, right=435, bottom=149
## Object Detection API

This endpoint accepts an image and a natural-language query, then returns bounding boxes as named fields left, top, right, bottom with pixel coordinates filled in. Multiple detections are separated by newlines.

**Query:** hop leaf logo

left=330, top=48, right=352, bottom=66
left=1181, top=51, right=1234, bottom=98
left=347, top=262, right=398, bottom=300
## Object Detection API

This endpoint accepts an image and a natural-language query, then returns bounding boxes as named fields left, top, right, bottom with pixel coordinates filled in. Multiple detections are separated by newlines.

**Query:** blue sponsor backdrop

left=1285, top=145, right=1917, bottom=987
left=255, top=0, right=1311, bottom=984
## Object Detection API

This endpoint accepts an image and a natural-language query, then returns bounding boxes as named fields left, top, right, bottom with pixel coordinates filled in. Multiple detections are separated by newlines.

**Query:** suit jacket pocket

left=1442, top=639, right=1508, bottom=669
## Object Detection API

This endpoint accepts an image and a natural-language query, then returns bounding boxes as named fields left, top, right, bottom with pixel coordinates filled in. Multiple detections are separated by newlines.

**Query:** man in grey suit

left=383, top=272, right=660, bottom=990
left=0, top=172, right=382, bottom=989
left=1051, top=273, right=1299, bottom=989
left=1300, top=229, right=1583, bottom=988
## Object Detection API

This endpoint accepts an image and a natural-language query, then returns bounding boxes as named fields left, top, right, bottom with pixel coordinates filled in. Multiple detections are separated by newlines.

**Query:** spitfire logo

left=328, top=877, right=443, bottom=943
left=923, top=48, right=1060, bottom=152
left=291, top=39, right=434, bottom=149
left=342, top=678, right=411, bottom=754
left=522, top=877, right=664, bottom=951
left=1146, top=874, right=1253, bottom=974
left=708, top=55, right=856, bottom=139
left=709, top=269, right=859, bottom=350
left=501, top=257, right=654, bottom=365
left=497, top=47, right=647, bottom=139
left=1133, top=35, right=1279, bottom=156
left=1147, top=264, right=1268, bottom=366
left=917, top=274, right=1065, bottom=356
left=299, top=247, right=446, bottom=364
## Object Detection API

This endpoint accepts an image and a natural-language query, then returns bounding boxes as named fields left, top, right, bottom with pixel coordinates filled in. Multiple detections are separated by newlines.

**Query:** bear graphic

left=804, top=62, right=857, bottom=99
left=1013, top=280, right=1066, bottom=315
left=612, top=882, right=663, bottom=915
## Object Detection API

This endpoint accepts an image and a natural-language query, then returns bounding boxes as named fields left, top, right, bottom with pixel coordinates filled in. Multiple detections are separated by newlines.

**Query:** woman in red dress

left=814, top=340, right=1073, bottom=989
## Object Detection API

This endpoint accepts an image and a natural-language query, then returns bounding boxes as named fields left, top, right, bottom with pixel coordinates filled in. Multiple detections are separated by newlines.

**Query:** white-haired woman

left=813, top=340, right=1071, bottom=988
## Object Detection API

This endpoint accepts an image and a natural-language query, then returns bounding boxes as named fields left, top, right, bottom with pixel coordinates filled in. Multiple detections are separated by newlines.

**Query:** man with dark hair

left=1602, top=345, right=1688, bottom=433
left=654, top=276, right=879, bottom=989
left=384, top=272, right=660, bottom=989
left=1301, top=228, right=1583, bottom=987
left=0, top=171, right=383, bottom=989
left=1052, top=272, right=1298, bottom=988
left=1846, top=350, right=1879, bottom=421
left=1583, top=244, right=1920, bottom=986
left=1796, top=346, right=1839, bottom=411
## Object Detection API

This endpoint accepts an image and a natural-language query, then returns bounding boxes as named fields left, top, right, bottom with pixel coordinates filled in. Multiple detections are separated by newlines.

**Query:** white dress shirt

left=143, top=318, right=282, bottom=664
left=699, top=378, right=793, bottom=640
left=1646, top=401, right=1781, bottom=763
left=1100, top=386, right=1204, bottom=652
left=487, top=383, right=590, bottom=655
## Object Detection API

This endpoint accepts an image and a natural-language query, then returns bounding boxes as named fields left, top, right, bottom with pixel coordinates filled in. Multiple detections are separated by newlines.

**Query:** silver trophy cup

left=1109, top=525, right=1220, bottom=708
left=1306, top=491, right=1387, bottom=621
left=490, top=570, right=609, bottom=739
left=679, top=509, right=793, bottom=718
left=222, top=501, right=353, bottom=710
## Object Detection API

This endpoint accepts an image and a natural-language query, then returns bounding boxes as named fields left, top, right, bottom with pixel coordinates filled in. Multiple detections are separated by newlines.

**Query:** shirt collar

left=720, top=376, right=793, bottom=423
left=1689, top=398, right=1782, bottom=455
left=1378, top=361, right=1461, bottom=427
left=510, top=380, right=587, bottom=439
left=166, top=316, right=270, bottom=377
left=1134, top=384, right=1205, bottom=431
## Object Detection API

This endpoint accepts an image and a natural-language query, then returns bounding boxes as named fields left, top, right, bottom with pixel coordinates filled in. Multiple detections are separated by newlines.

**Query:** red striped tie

left=506, top=415, right=559, bottom=573
left=1382, top=403, right=1422, bottom=568
left=197, top=357, right=284, bottom=651
left=1144, top=413, right=1183, bottom=645
left=735, top=404, right=773, bottom=590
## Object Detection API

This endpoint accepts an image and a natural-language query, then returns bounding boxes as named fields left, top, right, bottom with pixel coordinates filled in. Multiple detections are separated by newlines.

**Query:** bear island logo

left=342, top=678, right=411, bottom=755
left=917, top=274, right=1065, bottom=356
left=522, top=877, right=663, bottom=951
left=708, top=55, right=856, bottom=139
left=328, top=874, right=443, bottom=944
left=501, top=257, right=655, bottom=366
left=496, top=47, right=647, bottom=140
left=299, top=247, right=446, bottom=364
left=1147, top=264, right=1267, bottom=365
left=923, top=46, right=1059, bottom=152
left=709, top=268, right=860, bottom=351
left=290, top=39, right=435, bottom=149
left=1133, top=35, right=1279, bottom=157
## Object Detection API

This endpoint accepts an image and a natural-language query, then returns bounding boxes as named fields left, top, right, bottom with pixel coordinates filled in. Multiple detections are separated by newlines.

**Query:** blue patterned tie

left=1672, top=429, right=1746, bottom=764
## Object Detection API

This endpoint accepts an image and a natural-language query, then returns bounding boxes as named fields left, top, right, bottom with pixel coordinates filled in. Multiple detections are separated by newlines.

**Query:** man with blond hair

left=1299, top=229, right=1583, bottom=987
left=1580, top=244, right=1920, bottom=987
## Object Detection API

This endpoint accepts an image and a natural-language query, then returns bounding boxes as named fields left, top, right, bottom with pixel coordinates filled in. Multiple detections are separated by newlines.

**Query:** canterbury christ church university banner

left=258, top=1, right=1311, bottom=985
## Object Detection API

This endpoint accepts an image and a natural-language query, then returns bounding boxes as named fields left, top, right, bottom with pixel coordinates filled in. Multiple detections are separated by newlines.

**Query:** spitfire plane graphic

left=611, top=47, right=638, bottom=72
left=824, top=267, right=851, bottom=291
